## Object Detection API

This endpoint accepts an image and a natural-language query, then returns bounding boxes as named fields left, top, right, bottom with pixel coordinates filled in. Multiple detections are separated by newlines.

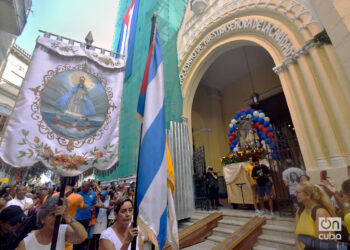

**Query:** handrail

left=164, top=212, right=223, bottom=249
left=212, top=216, right=266, bottom=250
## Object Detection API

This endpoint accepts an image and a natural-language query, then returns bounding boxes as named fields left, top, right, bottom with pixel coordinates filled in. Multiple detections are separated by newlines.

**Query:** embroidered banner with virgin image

left=0, top=36, right=124, bottom=176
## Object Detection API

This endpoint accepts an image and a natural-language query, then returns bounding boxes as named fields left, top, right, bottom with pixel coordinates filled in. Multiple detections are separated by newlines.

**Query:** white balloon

left=231, top=119, right=237, bottom=124
left=261, top=140, right=266, bottom=145
left=229, top=123, right=233, bottom=128
left=259, top=112, right=265, bottom=118
left=246, top=114, right=252, bottom=119
left=253, top=111, right=259, bottom=116
left=234, top=147, right=239, bottom=152
left=264, top=117, right=270, bottom=122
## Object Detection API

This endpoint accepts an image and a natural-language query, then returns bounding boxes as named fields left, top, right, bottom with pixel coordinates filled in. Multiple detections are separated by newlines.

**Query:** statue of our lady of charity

left=54, top=76, right=96, bottom=117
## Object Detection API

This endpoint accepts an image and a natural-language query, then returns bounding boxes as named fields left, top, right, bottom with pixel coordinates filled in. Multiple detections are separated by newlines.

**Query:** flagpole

left=131, top=12, right=157, bottom=250
left=50, top=177, right=67, bottom=250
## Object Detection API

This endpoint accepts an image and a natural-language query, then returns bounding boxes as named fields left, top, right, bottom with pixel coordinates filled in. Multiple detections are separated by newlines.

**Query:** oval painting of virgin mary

left=40, top=70, right=108, bottom=139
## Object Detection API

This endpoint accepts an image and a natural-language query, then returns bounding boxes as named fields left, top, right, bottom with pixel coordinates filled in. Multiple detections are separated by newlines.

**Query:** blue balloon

left=244, top=108, right=250, bottom=114
left=234, top=115, right=239, bottom=120
left=258, top=131, right=263, bottom=136
left=252, top=116, right=258, bottom=122
left=259, top=118, right=265, bottom=124
left=251, top=109, right=255, bottom=114
left=237, top=112, right=242, bottom=117
left=272, top=154, right=278, bottom=160
left=233, top=138, right=238, bottom=144
left=261, top=135, right=266, bottom=140
left=229, top=127, right=233, bottom=133
left=230, top=144, right=234, bottom=149
left=266, top=138, right=271, bottom=144
left=268, top=127, right=273, bottom=132
left=258, top=109, right=263, bottom=113
left=270, top=142, right=276, bottom=148
left=228, top=132, right=231, bottom=136
left=264, top=121, right=270, bottom=127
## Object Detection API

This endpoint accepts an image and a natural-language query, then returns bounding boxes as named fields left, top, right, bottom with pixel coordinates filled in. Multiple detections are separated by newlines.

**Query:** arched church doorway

left=191, top=45, right=304, bottom=206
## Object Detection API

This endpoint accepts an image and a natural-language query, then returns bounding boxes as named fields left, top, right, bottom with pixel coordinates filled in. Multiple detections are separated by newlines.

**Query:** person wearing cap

left=0, top=205, right=37, bottom=250
left=92, top=190, right=111, bottom=249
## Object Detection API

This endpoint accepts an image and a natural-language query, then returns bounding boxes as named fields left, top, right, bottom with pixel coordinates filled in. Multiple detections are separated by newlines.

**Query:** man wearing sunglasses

left=0, top=205, right=38, bottom=250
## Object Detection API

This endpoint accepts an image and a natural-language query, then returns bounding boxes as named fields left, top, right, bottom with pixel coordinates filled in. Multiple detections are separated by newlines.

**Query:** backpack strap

left=311, top=205, right=322, bottom=221
left=298, top=204, right=305, bottom=217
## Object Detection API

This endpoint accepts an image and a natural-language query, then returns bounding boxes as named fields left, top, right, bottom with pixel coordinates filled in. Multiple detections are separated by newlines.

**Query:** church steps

left=182, top=208, right=296, bottom=249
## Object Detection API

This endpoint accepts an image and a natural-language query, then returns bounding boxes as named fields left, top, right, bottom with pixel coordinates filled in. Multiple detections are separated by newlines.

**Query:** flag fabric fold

left=136, top=17, right=178, bottom=249
left=117, top=0, right=140, bottom=78
left=166, top=142, right=179, bottom=249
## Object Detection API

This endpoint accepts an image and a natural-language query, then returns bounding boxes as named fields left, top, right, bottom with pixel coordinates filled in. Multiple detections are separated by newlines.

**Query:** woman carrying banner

left=16, top=196, right=87, bottom=250
left=99, top=196, right=142, bottom=250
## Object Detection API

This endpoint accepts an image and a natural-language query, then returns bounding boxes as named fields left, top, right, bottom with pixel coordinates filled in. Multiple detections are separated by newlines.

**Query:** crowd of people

left=244, top=158, right=350, bottom=248
left=0, top=177, right=138, bottom=250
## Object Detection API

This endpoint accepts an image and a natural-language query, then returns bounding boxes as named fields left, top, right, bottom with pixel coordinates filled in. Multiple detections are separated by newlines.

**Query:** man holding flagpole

left=134, top=13, right=178, bottom=250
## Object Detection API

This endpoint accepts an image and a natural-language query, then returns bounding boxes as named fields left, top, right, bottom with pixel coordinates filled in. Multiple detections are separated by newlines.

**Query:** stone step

left=206, top=234, right=226, bottom=244
left=182, top=240, right=217, bottom=249
left=256, top=234, right=296, bottom=250
left=262, top=223, right=295, bottom=239
left=252, top=244, right=279, bottom=250
left=194, top=210, right=295, bottom=227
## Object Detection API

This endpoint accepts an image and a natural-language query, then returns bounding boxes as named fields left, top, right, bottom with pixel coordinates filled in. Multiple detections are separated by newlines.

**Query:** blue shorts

left=257, top=182, right=272, bottom=197
left=87, top=225, right=94, bottom=239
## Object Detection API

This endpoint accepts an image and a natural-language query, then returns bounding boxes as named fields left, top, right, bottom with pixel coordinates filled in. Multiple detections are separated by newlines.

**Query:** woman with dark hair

left=99, top=196, right=142, bottom=250
left=16, top=196, right=87, bottom=250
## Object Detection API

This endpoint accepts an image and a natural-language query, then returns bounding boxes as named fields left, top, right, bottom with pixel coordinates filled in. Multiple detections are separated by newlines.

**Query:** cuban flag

left=117, top=0, right=139, bottom=79
left=136, top=17, right=168, bottom=249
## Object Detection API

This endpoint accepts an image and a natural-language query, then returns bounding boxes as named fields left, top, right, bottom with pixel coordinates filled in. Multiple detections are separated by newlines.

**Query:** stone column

left=286, top=62, right=329, bottom=168
left=307, top=44, right=350, bottom=165
left=274, top=67, right=318, bottom=169
left=296, top=54, right=346, bottom=166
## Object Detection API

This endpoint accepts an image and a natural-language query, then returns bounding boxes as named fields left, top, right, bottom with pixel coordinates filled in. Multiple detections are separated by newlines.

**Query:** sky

left=16, top=0, right=120, bottom=54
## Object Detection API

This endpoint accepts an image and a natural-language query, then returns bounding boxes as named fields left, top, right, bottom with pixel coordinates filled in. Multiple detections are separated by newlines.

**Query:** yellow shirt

left=295, top=209, right=317, bottom=249
left=245, top=164, right=257, bottom=185
left=344, top=212, right=350, bottom=233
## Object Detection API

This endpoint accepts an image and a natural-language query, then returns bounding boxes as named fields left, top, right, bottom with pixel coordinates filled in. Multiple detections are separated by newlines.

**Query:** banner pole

left=50, top=177, right=67, bottom=250
left=132, top=12, right=158, bottom=250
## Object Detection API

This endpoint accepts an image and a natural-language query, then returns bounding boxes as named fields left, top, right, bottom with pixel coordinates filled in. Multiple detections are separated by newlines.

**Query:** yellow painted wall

left=192, top=51, right=282, bottom=174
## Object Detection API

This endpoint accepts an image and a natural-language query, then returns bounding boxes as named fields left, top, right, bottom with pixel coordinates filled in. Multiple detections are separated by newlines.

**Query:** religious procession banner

left=0, top=36, right=124, bottom=176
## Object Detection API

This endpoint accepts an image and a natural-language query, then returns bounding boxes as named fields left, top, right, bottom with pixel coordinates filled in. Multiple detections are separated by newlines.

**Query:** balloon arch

left=225, top=107, right=278, bottom=163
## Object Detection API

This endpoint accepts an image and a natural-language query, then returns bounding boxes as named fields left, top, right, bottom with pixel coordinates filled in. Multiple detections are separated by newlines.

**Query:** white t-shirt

left=282, top=167, right=305, bottom=194
left=23, top=224, right=67, bottom=250
left=97, top=199, right=109, bottom=223
left=100, top=227, right=139, bottom=250
left=6, top=197, right=33, bottom=215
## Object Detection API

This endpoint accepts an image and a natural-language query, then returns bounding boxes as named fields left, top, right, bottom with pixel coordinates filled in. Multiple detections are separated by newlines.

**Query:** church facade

left=101, top=0, right=350, bottom=187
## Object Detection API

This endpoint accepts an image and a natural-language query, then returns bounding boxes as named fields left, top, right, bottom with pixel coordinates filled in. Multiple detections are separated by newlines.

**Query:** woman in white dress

left=16, top=196, right=87, bottom=250
left=99, top=196, right=142, bottom=250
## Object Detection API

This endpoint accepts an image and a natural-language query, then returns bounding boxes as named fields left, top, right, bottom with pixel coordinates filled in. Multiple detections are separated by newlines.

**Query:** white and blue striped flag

left=136, top=16, right=169, bottom=249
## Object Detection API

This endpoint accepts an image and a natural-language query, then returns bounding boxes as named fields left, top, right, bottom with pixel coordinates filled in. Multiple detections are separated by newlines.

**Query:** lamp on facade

left=251, top=92, right=259, bottom=105
left=243, top=47, right=259, bottom=105
left=190, top=0, right=208, bottom=15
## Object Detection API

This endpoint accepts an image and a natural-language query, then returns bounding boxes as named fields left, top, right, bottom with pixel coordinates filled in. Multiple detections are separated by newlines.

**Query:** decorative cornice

left=178, top=0, right=322, bottom=65
left=273, top=31, right=327, bottom=74
left=12, top=43, right=31, bottom=63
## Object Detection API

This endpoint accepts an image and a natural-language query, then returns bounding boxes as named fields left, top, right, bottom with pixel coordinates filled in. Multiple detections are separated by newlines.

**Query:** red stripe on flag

left=140, top=39, right=155, bottom=94
left=123, top=0, right=135, bottom=27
